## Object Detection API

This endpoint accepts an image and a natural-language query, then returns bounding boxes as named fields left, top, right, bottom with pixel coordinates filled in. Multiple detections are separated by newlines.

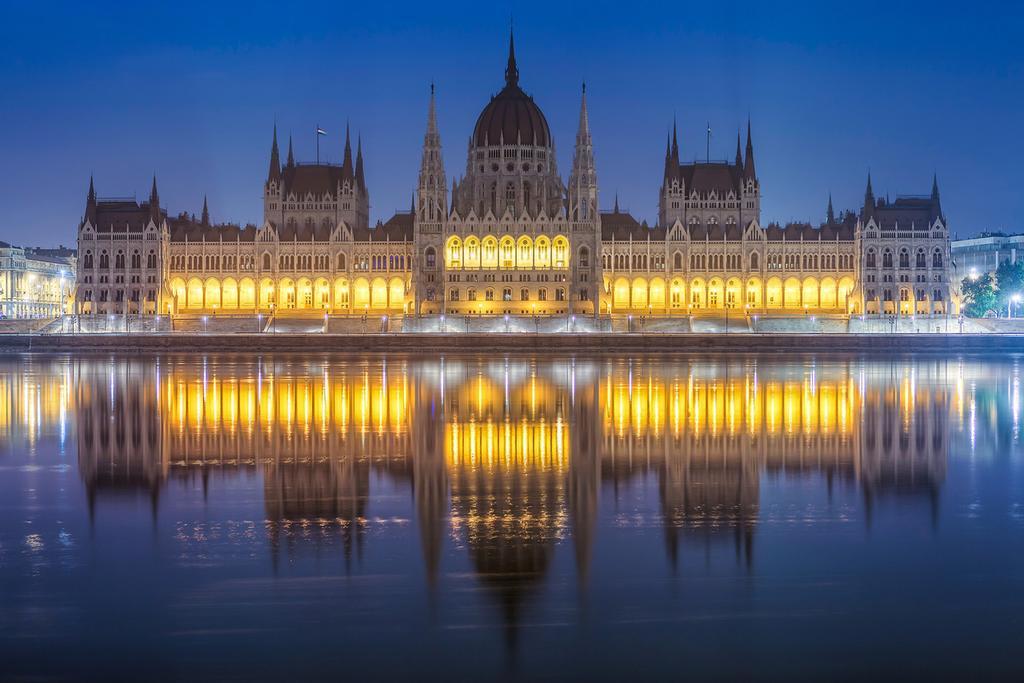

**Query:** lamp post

left=1011, top=293, right=1022, bottom=319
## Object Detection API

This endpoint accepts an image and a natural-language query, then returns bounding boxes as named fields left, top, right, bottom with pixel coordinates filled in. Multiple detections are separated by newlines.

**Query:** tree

left=962, top=273, right=998, bottom=318
left=995, top=260, right=1024, bottom=313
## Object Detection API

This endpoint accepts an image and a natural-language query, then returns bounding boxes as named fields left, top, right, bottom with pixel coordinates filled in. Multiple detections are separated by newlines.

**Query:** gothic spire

left=201, top=195, right=210, bottom=226
left=268, top=124, right=281, bottom=182
left=342, top=123, right=354, bottom=179
left=417, top=83, right=446, bottom=222
left=355, top=135, right=365, bottom=193
left=85, top=175, right=97, bottom=223
left=931, top=173, right=943, bottom=221
left=671, top=118, right=679, bottom=164
left=826, top=194, right=835, bottom=224
left=743, top=119, right=756, bottom=180
left=569, top=82, right=598, bottom=222
left=735, top=129, right=743, bottom=168
left=613, top=193, right=619, bottom=213
left=863, top=172, right=875, bottom=219
left=149, top=175, right=160, bottom=223
left=286, top=134, right=295, bottom=168
left=505, top=26, right=519, bottom=87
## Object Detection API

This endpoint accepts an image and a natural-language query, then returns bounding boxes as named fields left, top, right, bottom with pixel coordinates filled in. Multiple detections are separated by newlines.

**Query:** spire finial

left=287, top=134, right=294, bottom=167
left=826, top=193, right=835, bottom=224
left=201, top=195, right=210, bottom=226
left=505, top=24, right=519, bottom=87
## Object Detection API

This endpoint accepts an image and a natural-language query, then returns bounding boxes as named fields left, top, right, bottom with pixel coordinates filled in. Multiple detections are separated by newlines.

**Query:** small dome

left=471, top=33, right=551, bottom=149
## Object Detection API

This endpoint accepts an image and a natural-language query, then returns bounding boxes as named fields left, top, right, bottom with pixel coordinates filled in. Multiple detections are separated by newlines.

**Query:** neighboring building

left=75, top=177, right=164, bottom=315
left=72, top=32, right=957, bottom=319
left=0, top=241, right=75, bottom=318
left=858, top=175, right=952, bottom=315
left=951, top=233, right=1024, bottom=283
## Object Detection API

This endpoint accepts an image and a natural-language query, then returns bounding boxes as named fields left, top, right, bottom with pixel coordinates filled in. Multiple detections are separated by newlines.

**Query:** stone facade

left=73, top=34, right=956, bottom=320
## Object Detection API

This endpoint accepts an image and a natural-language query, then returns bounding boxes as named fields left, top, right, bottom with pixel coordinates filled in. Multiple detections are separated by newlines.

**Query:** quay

left=0, top=332, right=1021, bottom=355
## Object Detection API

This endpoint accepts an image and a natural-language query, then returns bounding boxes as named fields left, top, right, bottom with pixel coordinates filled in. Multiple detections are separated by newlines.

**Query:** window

left=449, top=288, right=459, bottom=302
left=932, top=250, right=943, bottom=268
left=425, top=247, right=436, bottom=269
left=520, top=288, right=529, bottom=301
left=131, top=252, right=141, bottom=269
left=468, top=288, right=476, bottom=301
left=899, top=250, right=909, bottom=268
left=749, top=252, right=759, bottom=270
left=579, top=246, right=590, bottom=268
left=555, top=288, right=565, bottom=301
left=262, top=253, right=271, bottom=270
left=485, top=288, right=494, bottom=301
left=882, top=250, right=893, bottom=268
left=866, top=250, right=876, bottom=268
left=83, top=252, right=94, bottom=269
left=99, top=252, right=109, bottom=269
left=115, top=252, right=125, bottom=269
left=916, top=250, right=926, bottom=268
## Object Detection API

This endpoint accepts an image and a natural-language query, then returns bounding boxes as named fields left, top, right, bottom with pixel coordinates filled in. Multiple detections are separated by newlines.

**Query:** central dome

left=471, top=34, right=551, bottom=148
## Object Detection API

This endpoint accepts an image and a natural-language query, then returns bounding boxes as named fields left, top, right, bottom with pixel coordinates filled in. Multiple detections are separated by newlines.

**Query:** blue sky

left=0, top=0, right=1021, bottom=245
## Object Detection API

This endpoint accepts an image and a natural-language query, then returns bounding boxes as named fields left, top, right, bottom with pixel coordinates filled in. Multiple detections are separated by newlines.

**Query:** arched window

left=115, top=251, right=125, bottom=269
left=932, top=249, right=943, bottom=268
left=749, top=252, right=759, bottom=270
left=425, top=247, right=436, bottom=269
left=83, top=251, right=94, bottom=269
left=449, top=288, right=460, bottom=301
left=503, top=288, right=512, bottom=302
left=916, top=249, right=926, bottom=268
left=505, top=182, right=516, bottom=211
left=899, top=249, right=909, bottom=268
left=262, top=253, right=271, bottom=270
left=673, top=252, right=683, bottom=269
left=538, top=288, right=547, bottom=301
left=520, top=288, right=529, bottom=301
left=147, top=251, right=156, bottom=268
left=337, top=252, right=347, bottom=270
left=130, top=251, right=141, bottom=269
left=866, top=250, right=876, bottom=268
left=882, top=250, right=893, bottom=268
left=580, top=246, right=590, bottom=268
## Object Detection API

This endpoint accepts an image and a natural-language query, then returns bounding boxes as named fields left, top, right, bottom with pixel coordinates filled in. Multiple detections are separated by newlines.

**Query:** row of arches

left=167, top=276, right=408, bottom=313
left=445, top=234, right=573, bottom=270
left=607, top=276, right=857, bottom=312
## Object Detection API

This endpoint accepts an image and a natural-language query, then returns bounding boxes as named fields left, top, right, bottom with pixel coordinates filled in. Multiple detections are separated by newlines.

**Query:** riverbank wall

left=0, top=332, right=1020, bottom=355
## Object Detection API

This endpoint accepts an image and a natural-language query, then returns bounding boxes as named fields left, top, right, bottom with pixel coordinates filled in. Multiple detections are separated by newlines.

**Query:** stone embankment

left=0, top=332, right=1020, bottom=355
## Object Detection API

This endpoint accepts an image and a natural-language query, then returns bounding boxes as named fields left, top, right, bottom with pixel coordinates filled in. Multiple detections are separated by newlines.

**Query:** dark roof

left=677, top=161, right=743, bottom=196
left=86, top=199, right=162, bottom=232
left=763, top=218, right=855, bottom=242
left=867, top=196, right=941, bottom=231
left=168, top=215, right=257, bottom=242
left=371, top=212, right=414, bottom=241
left=600, top=210, right=663, bottom=241
left=281, top=163, right=356, bottom=199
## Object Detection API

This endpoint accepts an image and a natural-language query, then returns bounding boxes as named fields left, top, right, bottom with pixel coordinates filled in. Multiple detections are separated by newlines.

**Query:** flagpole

left=706, top=122, right=711, bottom=163
left=316, top=124, right=320, bottom=165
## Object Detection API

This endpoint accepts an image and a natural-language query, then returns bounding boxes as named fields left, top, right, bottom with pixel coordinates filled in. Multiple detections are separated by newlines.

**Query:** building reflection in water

left=60, top=354, right=994, bottom=629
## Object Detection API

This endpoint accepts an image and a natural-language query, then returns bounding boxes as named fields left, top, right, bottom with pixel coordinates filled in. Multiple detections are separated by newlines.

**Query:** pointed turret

left=417, top=83, right=447, bottom=222
left=930, top=173, right=943, bottom=222
left=826, top=194, right=835, bottom=224
left=355, top=135, right=366, bottom=194
left=268, top=124, right=281, bottom=182
left=863, top=173, right=875, bottom=219
left=505, top=27, right=519, bottom=87
left=663, top=130, right=673, bottom=181
left=613, top=193, right=619, bottom=213
left=286, top=135, right=295, bottom=168
left=201, top=195, right=210, bottom=226
left=743, top=119, right=756, bottom=180
left=569, top=82, right=598, bottom=222
left=148, top=175, right=161, bottom=223
left=671, top=118, right=680, bottom=166
left=735, top=130, right=743, bottom=168
left=342, top=123, right=354, bottom=179
left=85, top=176, right=97, bottom=224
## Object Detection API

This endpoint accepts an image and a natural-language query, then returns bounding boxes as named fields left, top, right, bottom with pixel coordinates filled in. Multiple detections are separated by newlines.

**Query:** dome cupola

left=471, top=31, right=551, bottom=148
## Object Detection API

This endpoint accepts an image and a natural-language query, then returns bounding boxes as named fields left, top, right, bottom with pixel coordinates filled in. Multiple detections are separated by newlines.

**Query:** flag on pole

left=316, top=127, right=327, bottom=136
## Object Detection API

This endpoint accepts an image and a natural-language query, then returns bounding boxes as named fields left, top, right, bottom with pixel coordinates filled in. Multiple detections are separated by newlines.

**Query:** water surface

left=1, top=353, right=1022, bottom=681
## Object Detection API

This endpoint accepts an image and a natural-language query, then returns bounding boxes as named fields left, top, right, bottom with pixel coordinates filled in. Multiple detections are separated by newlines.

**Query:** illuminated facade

left=73, top=33, right=955, bottom=319
left=0, top=241, right=74, bottom=318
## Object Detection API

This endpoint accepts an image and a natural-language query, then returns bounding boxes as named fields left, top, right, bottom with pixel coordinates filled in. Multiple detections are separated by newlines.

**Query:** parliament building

left=74, top=34, right=956, bottom=321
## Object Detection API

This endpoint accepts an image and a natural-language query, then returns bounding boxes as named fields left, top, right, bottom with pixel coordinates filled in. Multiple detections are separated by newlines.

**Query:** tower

left=568, top=83, right=601, bottom=316
left=413, top=84, right=447, bottom=316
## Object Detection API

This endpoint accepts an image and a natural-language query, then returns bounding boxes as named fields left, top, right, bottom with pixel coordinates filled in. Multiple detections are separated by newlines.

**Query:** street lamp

left=1011, top=293, right=1022, bottom=319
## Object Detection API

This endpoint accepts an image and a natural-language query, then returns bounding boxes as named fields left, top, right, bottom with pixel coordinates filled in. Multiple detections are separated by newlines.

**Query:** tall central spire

left=505, top=27, right=519, bottom=87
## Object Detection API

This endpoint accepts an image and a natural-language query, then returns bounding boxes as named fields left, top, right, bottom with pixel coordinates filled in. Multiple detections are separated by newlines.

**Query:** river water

left=0, top=353, right=1021, bottom=681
